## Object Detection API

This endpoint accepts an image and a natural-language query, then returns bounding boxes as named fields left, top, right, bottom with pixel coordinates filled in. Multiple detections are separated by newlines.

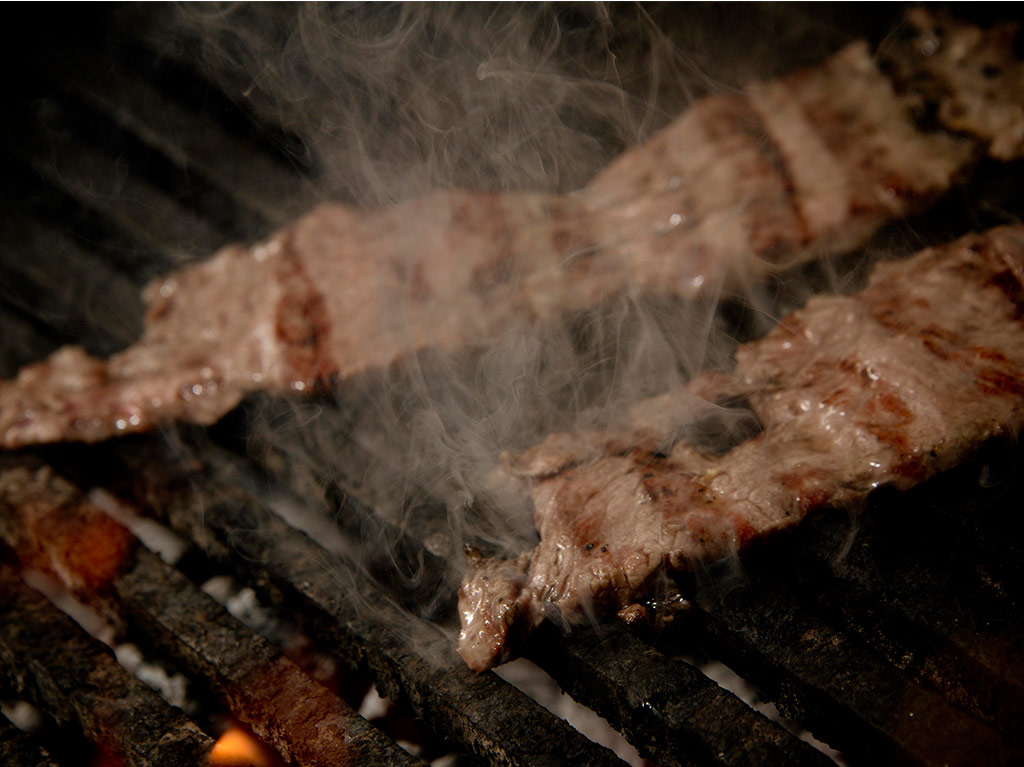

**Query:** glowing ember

left=209, top=726, right=274, bottom=767
left=0, top=466, right=136, bottom=593
left=88, top=743, right=125, bottom=767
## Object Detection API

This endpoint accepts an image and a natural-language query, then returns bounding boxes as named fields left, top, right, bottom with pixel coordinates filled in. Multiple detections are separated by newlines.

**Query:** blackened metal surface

left=120, top=447, right=626, bottom=767
left=113, top=547, right=425, bottom=767
left=692, top=563, right=1020, bottom=767
left=1, top=4, right=1024, bottom=767
left=0, top=561, right=213, bottom=767
left=529, top=622, right=834, bottom=767
left=0, top=717, right=59, bottom=767
left=0, top=99, right=230, bottom=258
left=0, top=211, right=144, bottom=360
left=44, top=45, right=318, bottom=226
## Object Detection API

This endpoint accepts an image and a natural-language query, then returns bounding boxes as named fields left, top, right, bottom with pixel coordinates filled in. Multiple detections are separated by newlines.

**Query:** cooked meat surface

left=5, top=12, right=1018, bottom=448
left=886, top=9, right=1024, bottom=161
left=588, top=39, right=968, bottom=292
left=458, top=226, right=1024, bottom=671
left=0, top=192, right=609, bottom=446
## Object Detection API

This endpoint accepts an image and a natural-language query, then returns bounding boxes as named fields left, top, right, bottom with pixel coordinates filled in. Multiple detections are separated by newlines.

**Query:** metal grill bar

left=113, top=547, right=423, bottom=767
left=142, top=462, right=629, bottom=767
left=527, top=622, right=834, bottom=767
left=0, top=102, right=228, bottom=260
left=692, top=566, right=1015, bottom=767
left=781, top=482, right=1024, bottom=740
left=0, top=210, right=144, bottom=356
left=0, top=311, right=62, bottom=381
left=0, top=561, right=213, bottom=767
left=48, top=49, right=317, bottom=226
left=0, top=715, right=60, bottom=767
left=0, top=462, right=425, bottom=767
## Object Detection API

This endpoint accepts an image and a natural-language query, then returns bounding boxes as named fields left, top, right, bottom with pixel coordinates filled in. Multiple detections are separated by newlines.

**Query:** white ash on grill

left=3, top=11, right=1022, bottom=449
left=458, top=225, right=1024, bottom=671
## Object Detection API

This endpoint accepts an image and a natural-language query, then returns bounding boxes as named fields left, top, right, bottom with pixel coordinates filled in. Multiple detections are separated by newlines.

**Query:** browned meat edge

left=458, top=225, right=1024, bottom=671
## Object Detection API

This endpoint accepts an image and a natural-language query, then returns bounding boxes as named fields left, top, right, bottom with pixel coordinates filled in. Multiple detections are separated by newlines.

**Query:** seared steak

left=0, top=192, right=606, bottom=446
left=4, top=12, right=1019, bottom=448
left=458, top=226, right=1024, bottom=671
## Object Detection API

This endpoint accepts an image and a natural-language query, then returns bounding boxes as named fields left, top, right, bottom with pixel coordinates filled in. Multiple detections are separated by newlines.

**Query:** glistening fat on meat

left=457, top=225, right=1024, bottom=671
left=2, top=11, right=1019, bottom=448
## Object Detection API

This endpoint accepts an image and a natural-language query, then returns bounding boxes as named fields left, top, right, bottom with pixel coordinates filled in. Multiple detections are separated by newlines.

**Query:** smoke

left=164, top=3, right=875, bottom=201
left=149, top=4, right=911, bottom=599
left=169, top=3, right=651, bottom=201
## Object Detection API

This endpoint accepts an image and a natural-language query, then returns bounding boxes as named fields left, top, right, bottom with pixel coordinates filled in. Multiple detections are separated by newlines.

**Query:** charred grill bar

left=0, top=560, right=214, bottom=766
left=0, top=714, right=60, bottom=767
left=0, top=464, right=427, bottom=767
left=2, top=4, right=1023, bottom=767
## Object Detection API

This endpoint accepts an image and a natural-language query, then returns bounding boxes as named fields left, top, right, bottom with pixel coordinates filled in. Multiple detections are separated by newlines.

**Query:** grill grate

left=2, top=5, right=1023, bottom=767
left=0, top=559, right=213, bottom=765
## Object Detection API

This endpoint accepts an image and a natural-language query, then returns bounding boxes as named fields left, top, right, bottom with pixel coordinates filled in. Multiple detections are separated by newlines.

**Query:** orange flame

left=209, top=727, right=273, bottom=767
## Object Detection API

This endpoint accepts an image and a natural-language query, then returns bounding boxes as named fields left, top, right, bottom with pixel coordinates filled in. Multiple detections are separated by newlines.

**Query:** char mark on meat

left=458, top=226, right=1024, bottom=672
left=2, top=12, right=1017, bottom=448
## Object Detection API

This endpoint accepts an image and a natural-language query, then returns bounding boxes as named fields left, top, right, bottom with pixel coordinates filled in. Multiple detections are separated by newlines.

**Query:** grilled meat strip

left=3, top=12, right=1018, bottom=448
left=0, top=192, right=610, bottom=446
left=458, top=225, right=1024, bottom=671
left=887, top=8, right=1024, bottom=161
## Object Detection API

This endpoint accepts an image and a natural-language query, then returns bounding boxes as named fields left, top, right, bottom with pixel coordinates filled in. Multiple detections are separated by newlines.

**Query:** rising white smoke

left=155, top=2, right=905, bottom=591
